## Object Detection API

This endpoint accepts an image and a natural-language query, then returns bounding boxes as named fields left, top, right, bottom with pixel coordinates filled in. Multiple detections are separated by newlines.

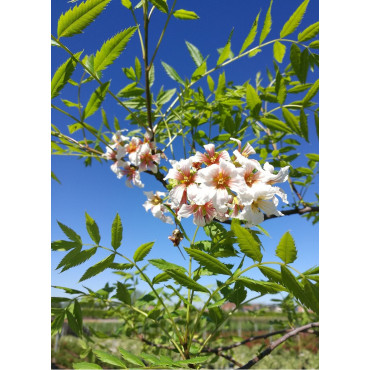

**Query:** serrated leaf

left=57, top=247, right=97, bottom=272
left=122, top=66, right=136, bottom=81
left=111, top=213, right=123, bottom=250
left=148, top=64, right=155, bottom=87
left=121, top=0, right=132, bottom=9
left=184, top=248, right=232, bottom=275
left=309, top=40, right=319, bottom=49
left=273, top=41, right=286, bottom=63
left=280, top=265, right=305, bottom=303
left=156, top=88, right=176, bottom=106
left=110, top=262, right=134, bottom=270
left=230, top=223, right=262, bottom=262
left=52, top=286, right=85, bottom=295
left=134, top=57, right=142, bottom=81
left=240, top=11, right=260, bottom=54
left=116, top=281, right=131, bottom=305
left=119, top=348, right=145, bottom=367
left=133, top=242, right=155, bottom=262
left=174, top=356, right=211, bottom=366
left=303, top=278, right=319, bottom=313
left=185, top=41, right=204, bottom=67
left=282, top=107, right=300, bottom=134
left=305, top=153, right=319, bottom=161
left=57, top=0, right=111, bottom=38
left=260, top=117, right=291, bottom=133
left=260, top=0, right=273, bottom=44
left=149, top=259, right=187, bottom=273
left=117, top=83, right=145, bottom=98
left=61, top=99, right=80, bottom=108
left=228, top=284, right=247, bottom=306
left=237, top=277, right=285, bottom=294
left=207, top=75, right=214, bottom=92
left=101, top=108, right=111, bottom=130
left=276, top=231, right=297, bottom=264
left=149, top=0, right=168, bottom=13
left=85, top=212, right=101, bottom=245
left=298, top=21, right=319, bottom=42
left=258, top=266, right=283, bottom=284
left=217, top=41, right=232, bottom=65
left=161, top=61, right=184, bottom=85
left=93, top=350, right=127, bottom=368
left=73, top=363, right=102, bottom=369
left=51, top=53, right=81, bottom=99
left=288, top=83, right=312, bottom=94
left=79, top=254, right=115, bottom=282
left=73, top=300, right=83, bottom=328
left=302, top=79, right=319, bottom=105
left=57, top=221, right=82, bottom=244
left=173, top=9, right=199, bottom=20
left=280, top=0, right=310, bottom=38
left=51, top=312, right=65, bottom=336
left=166, top=269, right=209, bottom=293
left=300, top=108, right=309, bottom=142
left=152, top=272, right=171, bottom=284
left=246, top=83, right=262, bottom=116
left=94, top=27, right=137, bottom=72
left=290, top=43, right=302, bottom=79
left=66, top=310, right=80, bottom=335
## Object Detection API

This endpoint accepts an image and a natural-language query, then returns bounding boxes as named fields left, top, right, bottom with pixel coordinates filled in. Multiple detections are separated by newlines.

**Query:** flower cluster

left=158, top=139, right=289, bottom=227
left=102, top=130, right=161, bottom=188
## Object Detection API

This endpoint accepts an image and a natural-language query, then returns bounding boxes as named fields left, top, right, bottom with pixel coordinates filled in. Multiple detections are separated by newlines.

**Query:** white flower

left=135, top=143, right=161, bottom=173
left=120, top=162, right=144, bottom=188
left=143, top=191, right=173, bottom=224
left=193, top=143, right=230, bottom=166
left=261, top=162, right=290, bottom=185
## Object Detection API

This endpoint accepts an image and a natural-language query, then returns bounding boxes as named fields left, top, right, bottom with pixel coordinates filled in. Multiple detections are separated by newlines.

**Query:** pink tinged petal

left=170, top=184, right=186, bottom=205
left=164, top=168, right=182, bottom=181
left=230, top=137, right=242, bottom=151
left=148, top=163, right=158, bottom=173
left=178, top=204, right=195, bottom=219
left=203, top=143, right=215, bottom=156
left=219, top=150, right=231, bottom=161
left=197, top=164, right=220, bottom=185
left=125, top=178, right=133, bottom=188
left=213, top=188, right=229, bottom=213
left=193, top=208, right=206, bottom=227
left=258, top=199, right=283, bottom=217
left=144, top=191, right=154, bottom=200
left=242, top=143, right=256, bottom=157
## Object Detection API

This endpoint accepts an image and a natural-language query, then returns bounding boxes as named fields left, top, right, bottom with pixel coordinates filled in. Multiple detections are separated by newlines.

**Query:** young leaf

left=157, top=88, right=176, bottom=106
left=57, top=221, right=82, bottom=244
left=116, top=281, right=131, bottom=305
left=79, top=254, right=115, bottom=282
left=290, top=43, right=301, bottom=79
left=185, top=41, right=204, bottom=67
left=207, top=75, right=214, bottom=92
left=166, top=269, right=210, bottom=293
left=149, top=0, right=168, bottom=13
left=280, top=0, right=310, bottom=38
left=237, top=277, right=285, bottom=294
left=135, top=57, right=142, bottom=81
left=184, top=248, right=232, bottom=275
left=298, top=21, right=319, bottom=42
left=51, top=312, right=65, bottom=336
left=227, top=283, right=247, bottom=306
left=309, top=40, right=319, bottom=49
left=93, top=350, right=127, bottom=368
left=73, top=299, right=83, bottom=329
left=94, top=27, right=136, bottom=72
left=161, top=61, right=185, bottom=85
left=121, top=0, right=132, bottom=9
left=133, top=242, right=155, bottom=262
left=258, top=266, right=283, bottom=284
left=119, top=348, right=145, bottom=367
left=111, top=213, right=123, bottom=250
left=173, top=356, right=211, bottom=366
left=152, top=272, right=171, bottom=284
left=259, top=0, right=273, bottom=44
left=302, top=79, right=319, bottom=105
left=282, top=108, right=300, bottom=134
left=276, top=231, right=297, bottom=264
left=101, top=108, right=111, bottom=130
left=303, top=278, right=319, bottom=313
left=217, top=41, right=231, bottom=65
left=231, top=222, right=262, bottom=262
left=240, top=11, right=260, bottom=54
left=260, top=118, right=291, bottom=133
left=300, top=108, right=309, bottom=142
left=66, top=310, right=80, bottom=335
left=273, top=41, right=286, bottom=63
left=51, top=53, right=81, bottom=99
left=173, top=9, right=199, bottom=20
left=57, top=0, right=111, bottom=38
left=85, top=212, right=101, bottom=244
left=57, top=247, right=97, bottom=272
left=73, top=363, right=102, bottom=370
left=246, top=83, right=262, bottom=116
left=280, top=265, right=305, bottom=303
left=149, top=258, right=187, bottom=273
left=51, top=171, right=62, bottom=184
left=83, top=81, right=110, bottom=119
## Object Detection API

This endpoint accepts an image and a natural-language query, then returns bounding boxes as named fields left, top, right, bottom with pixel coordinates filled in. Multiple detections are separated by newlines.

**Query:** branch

left=238, top=322, right=319, bottom=369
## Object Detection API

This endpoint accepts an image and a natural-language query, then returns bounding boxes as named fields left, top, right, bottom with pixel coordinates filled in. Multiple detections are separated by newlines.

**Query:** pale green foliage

left=133, top=242, right=155, bottom=262
left=239, top=11, right=260, bottom=53
left=275, top=231, right=298, bottom=264
left=173, top=9, right=199, bottom=20
left=259, top=0, right=273, bottom=44
left=280, top=0, right=310, bottom=38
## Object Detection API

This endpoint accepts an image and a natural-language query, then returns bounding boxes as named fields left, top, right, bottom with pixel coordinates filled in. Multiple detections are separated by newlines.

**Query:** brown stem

left=238, top=322, right=319, bottom=369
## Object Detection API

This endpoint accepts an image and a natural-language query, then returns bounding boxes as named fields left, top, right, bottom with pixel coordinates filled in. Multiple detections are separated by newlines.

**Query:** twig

left=238, top=322, right=319, bottom=369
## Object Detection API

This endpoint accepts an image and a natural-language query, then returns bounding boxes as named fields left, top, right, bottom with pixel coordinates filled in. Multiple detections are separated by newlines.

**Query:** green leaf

left=85, top=212, right=100, bottom=244
left=101, top=108, right=111, bottom=130
left=117, top=83, right=145, bottom=98
left=149, top=64, right=155, bottom=86
left=309, top=40, right=319, bottom=49
left=51, top=53, right=81, bottom=99
left=298, top=21, right=319, bottom=42
left=217, top=41, right=231, bottom=65
left=51, top=171, right=62, bottom=184
left=207, top=75, right=214, bottom=92
left=240, top=11, right=260, bottom=54
left=280, top=265, right=305, bottom=303
left=287, top=83, right=312, bottom=94
left=258, top=266, right=283, bottom=284
left=161, top=61, right=184, bottom=85
left=276, top=231, right=297, bottom=264
left=259, top=0, right=273, bottom=44
left=57, top=0, right=111, bottom=38
left=133, top=242, right=155, bottom=262
left=83, top=81, right=110, bottom=119
left=303, top=278, right=319, bottom=313
left=51, top=312, right=65, bottom=336
left=135, top=57, right=142, bottom=81
left=73, top=363, right=102, bottom=370
left=111, top=213, right=123, bottom=250
left=94, top=27, right=137, bottom=72
left=166, top=269, right=210, bottom=293
left=152, top=272, right=171, bottom=284
left=237, top=277, right=285, bottom=294
left=119, top=348, right=145, bottom=367
left=110, top=262, right=134, bottom=270
left=260, top=118, right=291, bottom=133
left=300, top=108, right=309, bottom=142
left=228, top=283, right=247, bottom=306
left=57, top=221, right=82, bottom=244
left=116, top=281, right=131, bottom=305
left=273, top=41, right=286, bottom=63
left=149, top=258, right=187, bottom=273
left=61, top=99, right=80, bottom=108
left=246, top=83, right=262, bottom=116
left=156, top=88, right=176, bottom=106
left=282, top=107, right=300, bottom=134
left=66, top=310, right=80, bottom=335
left=79, top=254, right=115, bottom=282
left=173, top=9, right=199, bottom=20
left=121, top=0, right=132, bottom=9
left=302, top=79, right=319, bottom=105
left=314, top=111, right=319, bottom=138
left=93, top=350, right=127, bottom=368
left=290, top=44, right=309, bottom=83
left=185, top=41, right=204, bottom=67
left=184, top=248, right=232, bottom=275
left=73, top=300, right=83, bottom=328
left=305, top=153, right=319, bottom=161
left=52, top=286, right=85, bottom=295
left=280, top=0, right=310, bottom=38
left=148, top=0, right=168, bottom=13
left=173, top=356, right=211, bottom=366
left=231, top=222, right=262, bottom=262
left=57, top=247, right=97, bottom=272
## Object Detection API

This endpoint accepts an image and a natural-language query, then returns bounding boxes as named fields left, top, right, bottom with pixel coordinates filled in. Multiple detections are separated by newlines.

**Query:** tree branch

left=238, top=322, right=319, bottom=369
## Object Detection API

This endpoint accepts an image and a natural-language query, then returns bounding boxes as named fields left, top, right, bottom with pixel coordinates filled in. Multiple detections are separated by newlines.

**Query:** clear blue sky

left=51, top=0, right=319, bottom=303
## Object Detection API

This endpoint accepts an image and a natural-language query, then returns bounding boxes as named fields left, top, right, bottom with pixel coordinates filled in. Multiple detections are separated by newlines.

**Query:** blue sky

left=51, top=0, right=319, bottom=303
